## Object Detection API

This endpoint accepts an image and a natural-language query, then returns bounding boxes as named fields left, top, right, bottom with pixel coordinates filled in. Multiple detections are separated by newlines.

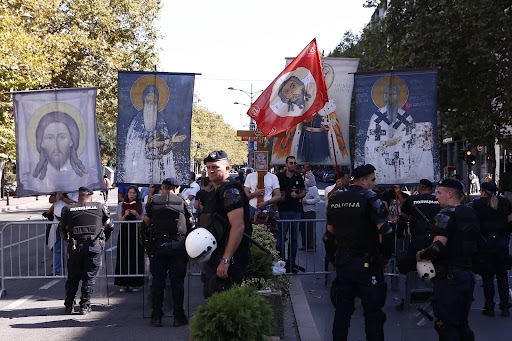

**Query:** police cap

left=481, top=181, right=499, bottom=193
left=162, top=177, right=181, bottom=188
left=78, top=186, right=93, bottom=195
left=204, top=150, right=228, bottom=164
left=438, top=178, right=463, bottom=191
left=419, top=179, right=434, bottom=188
left=352, top=164, right=376, bottom=179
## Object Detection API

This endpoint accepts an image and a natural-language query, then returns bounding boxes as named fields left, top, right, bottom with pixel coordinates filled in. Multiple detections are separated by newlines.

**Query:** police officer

left=59, top=187, right=113, bottom=315
left=397, top=179, right=441, bottom=273
left=324, top=164, right=393, bottom=341
left=416, top=179, right=480, bottom=340
left=199, top=150, right=252, bottom=298
left=471, top=181, right=512, bottom=317
left=143, top=177, right=193, bottom=328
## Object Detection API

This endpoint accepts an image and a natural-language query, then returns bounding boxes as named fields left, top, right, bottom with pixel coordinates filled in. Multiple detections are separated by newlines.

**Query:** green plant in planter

left=500, top=172, right=512, bottom=192
left=190, top=285, right=275, bottom=341
left=242, top=224, right=291, bottom=302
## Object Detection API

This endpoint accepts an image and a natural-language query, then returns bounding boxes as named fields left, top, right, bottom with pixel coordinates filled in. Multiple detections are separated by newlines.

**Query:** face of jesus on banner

left=33, top=111, right=88, bottom=180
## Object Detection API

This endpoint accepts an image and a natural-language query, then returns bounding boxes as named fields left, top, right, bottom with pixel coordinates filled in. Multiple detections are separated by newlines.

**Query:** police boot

left=150, top=315, right=163, bottom=327
left=482, top=304, right=495, bottom=317
left=173, top=311, right=188, bottom=327
left=64, top=301, right=75, bottom=315
left=499, top=303, right=510, bottom=317
left=79, top=304, right=92, bottom=315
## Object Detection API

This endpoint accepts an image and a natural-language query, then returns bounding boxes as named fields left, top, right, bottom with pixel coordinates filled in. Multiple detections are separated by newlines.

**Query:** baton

left=411, top=203, right=432, bottom=225
left=212, top=212, right=271, bottom=255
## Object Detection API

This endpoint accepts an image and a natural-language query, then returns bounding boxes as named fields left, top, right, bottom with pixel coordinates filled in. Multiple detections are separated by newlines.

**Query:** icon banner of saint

left=354, top=68, right=440, bottom=186
left=116, top=71, right=195, bottom=186
left=13, top=88, right=105, bottom=197
left=271, top=57, right=359, bottom=166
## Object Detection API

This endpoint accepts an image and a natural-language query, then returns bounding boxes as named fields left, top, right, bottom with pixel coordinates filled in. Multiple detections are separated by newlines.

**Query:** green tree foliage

left=191, top=105, right=248, bottom=169
left=0, top=0, right=161, bottom=166
left=331, top=0, right=512, bottom=148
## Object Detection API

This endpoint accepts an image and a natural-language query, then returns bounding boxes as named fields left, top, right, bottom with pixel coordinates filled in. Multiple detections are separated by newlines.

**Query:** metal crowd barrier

left=276, top=218, right=402, bottom=280
left=0, top=220, right=147, bottom=298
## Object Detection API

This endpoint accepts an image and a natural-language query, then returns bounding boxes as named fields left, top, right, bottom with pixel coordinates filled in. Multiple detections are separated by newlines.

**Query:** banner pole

left=330, top=133, right=339, bottom=179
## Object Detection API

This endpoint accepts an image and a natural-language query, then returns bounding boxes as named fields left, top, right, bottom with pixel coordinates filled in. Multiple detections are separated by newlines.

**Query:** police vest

left=408, top=194, right=440, bottom=237
left=472, top=197, right=511, bottom=236
left=150, top=194, right=187, bottom=236
left=67, top=202, right=103, bottom=241
left=437, top=205, right=480, bottom=268
left=199, top=179, right=252, bottom=253
left=328, top=190, right=378, bottom=254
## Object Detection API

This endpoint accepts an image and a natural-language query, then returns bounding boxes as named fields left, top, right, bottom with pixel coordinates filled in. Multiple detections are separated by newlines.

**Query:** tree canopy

left=330, top=0, right=512, bottom=149
left=0, top=0, right=161, bottom=166
left=191, top=106, right=248, bottom=169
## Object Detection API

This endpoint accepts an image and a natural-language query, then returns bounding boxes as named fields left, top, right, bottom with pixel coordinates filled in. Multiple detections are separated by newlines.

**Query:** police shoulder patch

left=223, top=186, right=243, bottom=208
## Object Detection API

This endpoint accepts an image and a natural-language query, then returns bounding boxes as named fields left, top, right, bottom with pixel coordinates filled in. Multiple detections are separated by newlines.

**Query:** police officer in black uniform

left=59, top=187, right=113, bottom=315
left=199, top=150, right=252, bottom=298
left=143, top=177, right=193, bottom=328
left=324, top=164, right=393, bottom=341
left=397, top=179, right=441, bottom=273
left=471, top=181, right=512, bottom=317
left=416, top=179, right=480, bottom=340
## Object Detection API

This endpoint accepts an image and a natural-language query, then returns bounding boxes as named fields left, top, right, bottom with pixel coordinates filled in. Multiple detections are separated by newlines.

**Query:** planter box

left=258, top=290, right=284, bottom=339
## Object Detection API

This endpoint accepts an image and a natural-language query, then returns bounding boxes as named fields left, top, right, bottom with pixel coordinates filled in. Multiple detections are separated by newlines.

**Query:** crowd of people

left=46, top=152, right=512, bottom=341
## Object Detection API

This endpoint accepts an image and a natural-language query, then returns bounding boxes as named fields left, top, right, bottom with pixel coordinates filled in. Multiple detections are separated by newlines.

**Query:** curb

left=290, top=276, right=321, bottom=341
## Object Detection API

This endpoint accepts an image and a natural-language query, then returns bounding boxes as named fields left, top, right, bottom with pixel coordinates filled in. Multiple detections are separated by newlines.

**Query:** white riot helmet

left=185, top=228, right=217, bottom=263
left=417, top=260, right=436, bottom=283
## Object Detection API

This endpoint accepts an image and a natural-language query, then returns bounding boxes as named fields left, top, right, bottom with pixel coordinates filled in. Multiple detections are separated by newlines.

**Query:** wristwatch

left=220, top=257, right=232, bottom=264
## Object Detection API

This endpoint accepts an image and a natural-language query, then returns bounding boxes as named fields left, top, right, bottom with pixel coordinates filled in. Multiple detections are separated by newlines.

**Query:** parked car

left=322, top=172, right=336, bottom=183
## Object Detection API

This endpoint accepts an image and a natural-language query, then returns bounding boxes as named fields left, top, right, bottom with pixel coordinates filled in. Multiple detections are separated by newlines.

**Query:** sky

left=157, top=0, right=375, bottom=130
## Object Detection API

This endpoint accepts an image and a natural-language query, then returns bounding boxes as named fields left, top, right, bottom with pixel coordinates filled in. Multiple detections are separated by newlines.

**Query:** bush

left=190, top=285, right=275, bottom=341
left=244, top=244, right=273, bottom=280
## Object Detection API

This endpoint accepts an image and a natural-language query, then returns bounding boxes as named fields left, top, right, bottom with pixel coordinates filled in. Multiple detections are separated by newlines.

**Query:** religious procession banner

left=247, top=38, right=328, bottom=139
left=354, top=68, right=440, bottom=186
left=271, top=57, right=359, bottom=165
left=13, top=88, right=105, bottom=197
left=116, top=71, right=195, bottom=186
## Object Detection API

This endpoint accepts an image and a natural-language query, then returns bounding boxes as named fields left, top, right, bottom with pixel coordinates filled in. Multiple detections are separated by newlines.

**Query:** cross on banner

left=237, top=129, right=285, bottom=203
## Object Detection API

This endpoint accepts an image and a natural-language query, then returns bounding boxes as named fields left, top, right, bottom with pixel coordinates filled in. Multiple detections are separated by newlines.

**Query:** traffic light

left=458, top=147, right=465, bottom=160
left=466, top=150, right=476, bottom=165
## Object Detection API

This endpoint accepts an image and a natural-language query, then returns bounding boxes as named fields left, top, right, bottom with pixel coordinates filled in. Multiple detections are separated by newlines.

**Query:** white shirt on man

left=244, top=172, right=280, bottom=209
left=54, top=192, right=79, bottom=218
left=181, top=181, right=200, bottom=213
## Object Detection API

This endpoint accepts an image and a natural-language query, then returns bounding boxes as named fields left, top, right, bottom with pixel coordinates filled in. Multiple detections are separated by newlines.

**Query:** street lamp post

left=228, top=84, right=263, bottom=168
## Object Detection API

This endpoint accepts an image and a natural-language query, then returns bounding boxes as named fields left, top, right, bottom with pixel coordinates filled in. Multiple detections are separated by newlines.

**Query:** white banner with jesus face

left=13, top=88, right=105, bottom=197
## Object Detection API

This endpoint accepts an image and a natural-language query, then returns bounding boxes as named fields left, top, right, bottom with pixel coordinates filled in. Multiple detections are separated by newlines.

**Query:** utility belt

left=483, top=231, right=508, bottom=241
left=336, top=249, right=380, bottom=268
left=411, top=232, right=432, bottom=241
left=153, top=231, right=185, bottom=242
left=435, top=264, right=472, bottom=280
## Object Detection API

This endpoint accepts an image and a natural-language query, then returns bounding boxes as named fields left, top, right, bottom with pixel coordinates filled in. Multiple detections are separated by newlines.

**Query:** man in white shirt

left=48, top=191, right=78, bottom=275
left=324, top=171, right=350, bottom=208
left=244, top=170, right=281, bottom=218
left=181, top=171, right=200, bottom=218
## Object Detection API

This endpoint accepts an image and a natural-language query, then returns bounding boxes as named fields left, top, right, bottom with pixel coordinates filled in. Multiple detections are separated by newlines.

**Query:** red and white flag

left=248, top=38, right=328, bottom=137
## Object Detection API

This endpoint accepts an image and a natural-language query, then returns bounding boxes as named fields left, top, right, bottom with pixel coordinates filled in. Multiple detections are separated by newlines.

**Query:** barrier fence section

left=0, top=220, right=146, bottom=298
left=1, top=218, right=402, bottom=298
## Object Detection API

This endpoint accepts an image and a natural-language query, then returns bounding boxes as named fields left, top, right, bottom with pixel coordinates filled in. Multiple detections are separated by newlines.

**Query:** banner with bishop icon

left=354, top=68, right=440, bottom=186
left=13, top=87, right=105, bottom=197
left=271, top=57, right=359, bottom=165
left=116, top=71, right=195, bottom=186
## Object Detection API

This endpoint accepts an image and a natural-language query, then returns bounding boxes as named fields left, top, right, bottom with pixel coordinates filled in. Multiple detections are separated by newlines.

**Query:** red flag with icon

left=247, top=38, right=328, bottom=138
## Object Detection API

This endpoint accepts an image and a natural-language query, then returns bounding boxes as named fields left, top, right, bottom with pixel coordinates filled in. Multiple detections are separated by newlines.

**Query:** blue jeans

left=54, top=227, right=62, bottom=275
left=277, top=210, right=301, bottom=268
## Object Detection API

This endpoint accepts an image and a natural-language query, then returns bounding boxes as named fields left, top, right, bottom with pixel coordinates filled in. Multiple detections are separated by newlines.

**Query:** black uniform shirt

left=401, top=193, right=440, bottom=236
left=277, top=172, right=305, bottom=212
